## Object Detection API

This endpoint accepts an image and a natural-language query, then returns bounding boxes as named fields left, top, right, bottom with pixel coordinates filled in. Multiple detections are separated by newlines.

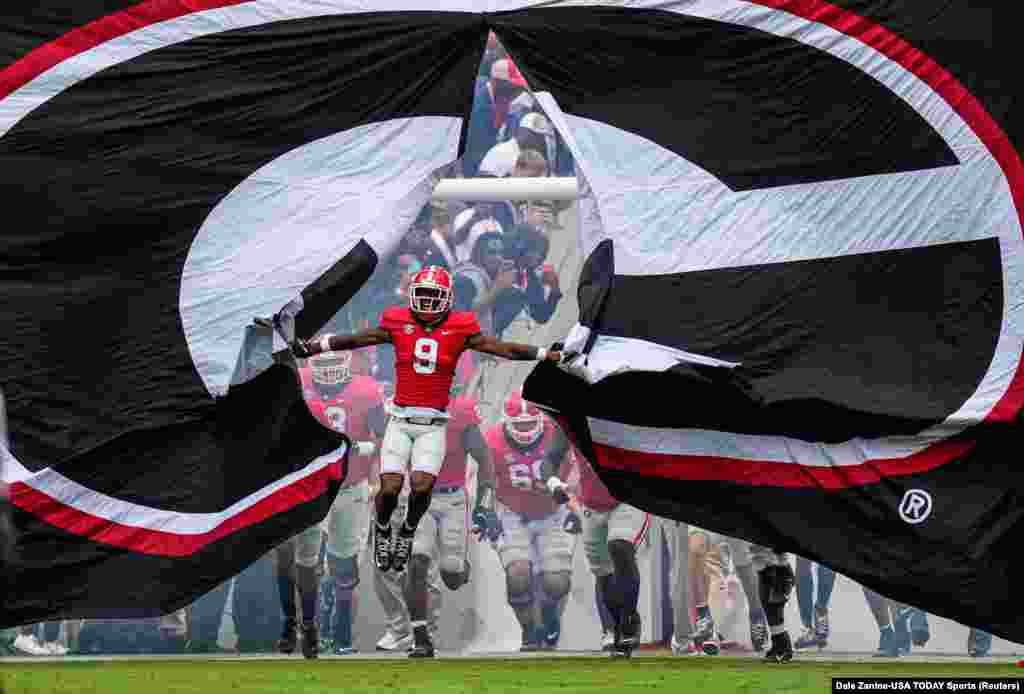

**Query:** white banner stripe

left=9, top=449, right=342, bottom=535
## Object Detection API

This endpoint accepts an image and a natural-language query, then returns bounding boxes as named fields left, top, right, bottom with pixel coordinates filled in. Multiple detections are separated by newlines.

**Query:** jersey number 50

left=413, top=338, right=439, bottom=375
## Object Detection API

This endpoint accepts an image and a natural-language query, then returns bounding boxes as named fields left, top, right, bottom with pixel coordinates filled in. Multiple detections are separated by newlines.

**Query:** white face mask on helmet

left=310, top=351, right=352, bottom=388
left=409, top=265, right=453, bottom=319
left=503, top=391, right=544, bottom=447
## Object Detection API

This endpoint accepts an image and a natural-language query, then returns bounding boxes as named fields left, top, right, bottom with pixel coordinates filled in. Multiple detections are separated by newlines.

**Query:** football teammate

left=486, top=390, right=577, bottom=651
left=373, top=389, right=499, bottom=658
left=292, top=265, right=561, bottom=658
left=275, top=350, right=385, bottom=658
left=547, top=449, right=649, bottom=657
left=752, top=547, right=795, bottom=663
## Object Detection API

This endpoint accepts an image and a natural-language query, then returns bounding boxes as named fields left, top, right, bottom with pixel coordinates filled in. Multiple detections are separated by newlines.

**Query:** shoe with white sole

left=44, top=641, right=68, bottom=656
left=13, top=633, right=50, bottom=656
left=376, top=630, right=412, bottom=652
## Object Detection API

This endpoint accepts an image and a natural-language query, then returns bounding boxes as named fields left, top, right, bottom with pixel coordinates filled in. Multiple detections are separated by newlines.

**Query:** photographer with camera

left=494, top=223, right=564, bottom=338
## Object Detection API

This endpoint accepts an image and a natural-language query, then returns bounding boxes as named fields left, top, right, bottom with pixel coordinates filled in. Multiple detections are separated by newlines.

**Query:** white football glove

left=546, top=476, right=567, bottom=495
left=355, top=440, right=376, bottom=457
left=546, top=477, right=570, bottom=504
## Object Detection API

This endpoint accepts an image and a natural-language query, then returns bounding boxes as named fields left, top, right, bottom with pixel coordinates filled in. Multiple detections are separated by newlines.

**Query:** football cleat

left=301, top=623, right=319, bottom=660
left=376, top=630, right=412, bottom=652
left=276, top=618, right=298, bottom=655
left=408, top=626, right=435, bottom=659
left=391, top=528, right=415, bottom=574
left=693, top=615, right=719, bottom=656
left=373, top=523, right=393, bottom=573
left=614, top=612, right=642, bottom=655
left=12, top=633, right=50, bottom=656
left=750, top=620, right=770, bottom=653
left=603, top=630, right=617, bottom=653
left=332, top=644, right=357, bottom=656
left=764, top=632, right=794, bottom=664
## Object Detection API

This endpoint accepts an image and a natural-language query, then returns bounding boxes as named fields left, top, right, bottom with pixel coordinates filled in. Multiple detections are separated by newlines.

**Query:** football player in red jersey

left=485, top=390, right=577, bottom=652
left=274, top=351, right=386, bottom=658
left=546, top=449, right=650, bottom=657
left=293, top=265, right=562, bottom=657
left=373, top=389, right=499, bottom=657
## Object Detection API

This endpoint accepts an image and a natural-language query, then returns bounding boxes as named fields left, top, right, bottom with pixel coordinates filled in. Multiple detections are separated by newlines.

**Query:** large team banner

left=0, top=1, right=1021, bottom=643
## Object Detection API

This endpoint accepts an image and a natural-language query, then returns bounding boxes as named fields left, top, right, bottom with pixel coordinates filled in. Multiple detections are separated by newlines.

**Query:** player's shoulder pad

left=447, top=311, right=481, bottom=332
left=381, top=306, right=412, bottom=326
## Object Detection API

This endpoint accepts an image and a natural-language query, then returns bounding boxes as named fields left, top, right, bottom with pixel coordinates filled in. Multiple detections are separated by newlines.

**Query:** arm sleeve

left=523, top=271, right=559, bottom=324
left=493, top=288, right=526, bottom=337
left=453, top=275, right=477, bottom=313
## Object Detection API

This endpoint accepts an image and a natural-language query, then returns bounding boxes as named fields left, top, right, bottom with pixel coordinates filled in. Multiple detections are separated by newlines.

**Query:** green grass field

left=2, top=656, right=1021, bottom=694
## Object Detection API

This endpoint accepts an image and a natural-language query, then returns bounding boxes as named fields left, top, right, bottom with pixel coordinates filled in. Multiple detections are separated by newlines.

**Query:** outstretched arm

left=293, top=327, right=391, bottom=358
left=465, top=333, right=562, bottom=363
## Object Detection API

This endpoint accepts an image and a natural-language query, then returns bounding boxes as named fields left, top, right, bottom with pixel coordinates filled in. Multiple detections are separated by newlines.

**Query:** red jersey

left=379, top=307, right=481, bottom=411
left=435, top=395, right=482, bottom=488
left=487, top=421, right=567, bottom=520
left=302, top=373, right=383, bottom=487
left=573, top=449, right=619, bottom=513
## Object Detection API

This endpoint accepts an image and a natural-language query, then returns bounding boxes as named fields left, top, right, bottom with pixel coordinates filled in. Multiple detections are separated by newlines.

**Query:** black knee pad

left=407, top=554, right=431, bottom=583
left=608, top=539, right=639, bottom=578
left=328, top=554, right=360, bottom=591
left=441, top=568, right=467, bottom=591
left=759, top=564, right=795, bottom=607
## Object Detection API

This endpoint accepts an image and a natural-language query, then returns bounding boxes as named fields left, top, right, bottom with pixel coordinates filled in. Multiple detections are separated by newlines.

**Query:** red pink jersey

left=379, top=307, right=481, bottom=411
left=487, top=421, right=568, bottom=520
left=435, top=395, right=483, bottom=488
left=302, top=373, right=383, bottom=487
left=573, top=449, right=619, bottom=513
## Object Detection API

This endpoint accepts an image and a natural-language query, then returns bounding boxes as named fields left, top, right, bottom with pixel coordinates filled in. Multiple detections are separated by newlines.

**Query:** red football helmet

left=503, top=389, right=545, bottom=447
left=409, top=265, right=453, bottom=321
left=310, top=351, right=352, bottom=390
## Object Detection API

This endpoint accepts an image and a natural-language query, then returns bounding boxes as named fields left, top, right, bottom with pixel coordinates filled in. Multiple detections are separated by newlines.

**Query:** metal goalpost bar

left=430, top=176, right=579, bottom=202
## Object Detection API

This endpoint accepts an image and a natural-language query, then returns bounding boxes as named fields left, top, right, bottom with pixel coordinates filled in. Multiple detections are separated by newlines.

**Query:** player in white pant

left=549, top=450, right=648, bottom=657
left=487, top=391, right=577, bottom=651
left=373, top=392, right=497, bottom=654
left=750, top=546, right=795, bottom=663
left=293, top=266, right=561, bottom=658
left=274, top=352, right=384, bottom=658
left=373, top=493, right=444, bottom=650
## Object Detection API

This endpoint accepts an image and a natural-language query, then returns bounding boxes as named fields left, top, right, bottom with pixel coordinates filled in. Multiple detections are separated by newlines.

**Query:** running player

left=292, top=265, right=563, bottom=657
left=486, top=390, right=577, bottom=651
left=275, top=350, right=385, bottom=658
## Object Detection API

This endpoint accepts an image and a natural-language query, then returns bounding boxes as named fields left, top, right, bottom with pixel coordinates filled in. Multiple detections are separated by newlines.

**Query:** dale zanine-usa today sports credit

left=834, top=679, right=1022, bottom=692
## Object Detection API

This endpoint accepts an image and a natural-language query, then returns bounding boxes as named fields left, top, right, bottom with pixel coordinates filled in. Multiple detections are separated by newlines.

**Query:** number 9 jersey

left=379, top=306, right=481, bottom=411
